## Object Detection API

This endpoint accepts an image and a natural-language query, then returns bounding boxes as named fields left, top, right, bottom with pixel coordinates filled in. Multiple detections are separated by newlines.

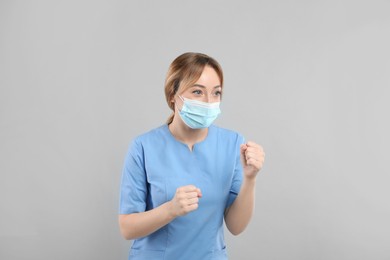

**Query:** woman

left=119, top=52, right=265, bottom=259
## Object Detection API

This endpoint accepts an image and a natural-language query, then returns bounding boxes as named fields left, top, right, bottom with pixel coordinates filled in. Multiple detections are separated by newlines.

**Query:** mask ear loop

left=175, top=95, right=185, bottom=113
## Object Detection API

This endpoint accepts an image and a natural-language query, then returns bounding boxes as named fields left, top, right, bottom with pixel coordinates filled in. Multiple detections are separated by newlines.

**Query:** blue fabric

left=119, top=124, right=244, bottom=260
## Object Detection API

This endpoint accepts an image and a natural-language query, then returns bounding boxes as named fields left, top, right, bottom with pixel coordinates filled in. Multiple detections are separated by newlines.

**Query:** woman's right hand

left=169, top=185, right=202, bottom=217
left=119, top=185, right=201, bottom=240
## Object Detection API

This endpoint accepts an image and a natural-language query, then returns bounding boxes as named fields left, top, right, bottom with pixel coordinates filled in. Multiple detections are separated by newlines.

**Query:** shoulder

left=127, top=125, right=168, bottom=154
left=133, top=125, right=167, bottom=143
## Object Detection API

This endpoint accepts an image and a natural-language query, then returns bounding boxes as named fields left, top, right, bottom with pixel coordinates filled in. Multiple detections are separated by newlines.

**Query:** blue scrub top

left=119, top=124, right=244, bottom=260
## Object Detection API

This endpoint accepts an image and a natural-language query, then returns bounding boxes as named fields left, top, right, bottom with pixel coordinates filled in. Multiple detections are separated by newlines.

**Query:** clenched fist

left=169, top=185, right=202, bottom=217
left=240, top=141, right=265, bottom=179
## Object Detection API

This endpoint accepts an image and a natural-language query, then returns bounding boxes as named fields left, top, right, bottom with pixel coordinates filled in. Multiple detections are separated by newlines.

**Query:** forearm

left=224, top=177, right=256, bottom=235
left=119, top=201, right=176, bottom=240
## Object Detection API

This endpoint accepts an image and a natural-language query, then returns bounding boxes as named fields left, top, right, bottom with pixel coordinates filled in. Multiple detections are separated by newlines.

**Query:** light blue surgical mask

left=178, top=96, right=221, bottom=129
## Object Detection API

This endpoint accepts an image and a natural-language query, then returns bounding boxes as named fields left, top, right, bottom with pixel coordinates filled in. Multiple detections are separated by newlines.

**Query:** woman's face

left=179, top=65, right=222, bottom=103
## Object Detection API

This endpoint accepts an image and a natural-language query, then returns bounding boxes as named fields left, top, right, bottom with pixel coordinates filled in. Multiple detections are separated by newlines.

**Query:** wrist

left=165, top=200, right=178, bottom=219
left=243, top=176, right=257, bottom=186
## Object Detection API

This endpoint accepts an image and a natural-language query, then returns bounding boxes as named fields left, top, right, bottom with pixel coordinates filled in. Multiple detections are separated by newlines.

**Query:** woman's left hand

left=240, top=141, right=265, bottom=179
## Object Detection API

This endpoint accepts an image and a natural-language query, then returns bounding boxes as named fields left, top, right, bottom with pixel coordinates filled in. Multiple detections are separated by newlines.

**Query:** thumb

left=240, top=144, right=248, bottom=167
left=196, top=188, right=202, bottom=198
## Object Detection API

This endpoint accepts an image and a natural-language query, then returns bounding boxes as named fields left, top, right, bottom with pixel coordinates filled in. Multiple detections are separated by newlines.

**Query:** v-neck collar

left=163, top=124, right=214, bottom=152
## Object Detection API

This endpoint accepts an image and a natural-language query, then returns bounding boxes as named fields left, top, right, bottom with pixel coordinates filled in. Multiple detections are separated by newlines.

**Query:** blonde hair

left=164, top=52, right=224, bottom=124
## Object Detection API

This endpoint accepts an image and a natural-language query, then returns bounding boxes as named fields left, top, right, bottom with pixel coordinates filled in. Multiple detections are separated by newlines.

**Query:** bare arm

left=224, top=141, right=265, bottom=236
left=119, top=185, right=202, bottom=240
left=119, top=201, right=175, bottom=240
left=224, top=177, right=256, bottom=235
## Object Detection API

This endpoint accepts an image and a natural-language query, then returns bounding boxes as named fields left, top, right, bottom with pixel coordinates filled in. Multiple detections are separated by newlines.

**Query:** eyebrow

left=192, top=84, right=221, bottom=89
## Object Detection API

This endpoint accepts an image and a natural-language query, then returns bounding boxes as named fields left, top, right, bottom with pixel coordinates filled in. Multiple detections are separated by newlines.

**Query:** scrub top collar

left=164, top=124, right=215, bottom=152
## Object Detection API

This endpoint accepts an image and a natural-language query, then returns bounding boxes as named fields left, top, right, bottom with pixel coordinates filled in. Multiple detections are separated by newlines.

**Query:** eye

left=214, top=90, right=222, bottom=96
left=192, top=89, right=202, bottom=95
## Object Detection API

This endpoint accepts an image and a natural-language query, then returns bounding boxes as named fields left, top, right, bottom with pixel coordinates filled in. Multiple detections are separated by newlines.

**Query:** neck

left=168, top=116, right=208, bottom=150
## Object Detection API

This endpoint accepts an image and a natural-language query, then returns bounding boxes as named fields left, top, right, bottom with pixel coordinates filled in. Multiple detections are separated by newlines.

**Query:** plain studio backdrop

left=1, top=1, right=389, bottom=259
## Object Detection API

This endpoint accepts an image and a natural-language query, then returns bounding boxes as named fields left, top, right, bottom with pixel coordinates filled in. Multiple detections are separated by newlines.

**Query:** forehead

left=194, top=66, right=221, bottom=87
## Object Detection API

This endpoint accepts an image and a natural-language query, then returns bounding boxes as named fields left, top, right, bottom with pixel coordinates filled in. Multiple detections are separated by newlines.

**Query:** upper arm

left=224, top=134, right=245, bottom=209
left=119, top=139, right=147, bottom=215
left=224, top=206, right=231, bottom=219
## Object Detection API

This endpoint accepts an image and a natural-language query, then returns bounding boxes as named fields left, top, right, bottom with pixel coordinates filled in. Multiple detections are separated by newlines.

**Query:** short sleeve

left=225, top=135, right=245, bottom=208
left=119, top=139, right=147, bottom=214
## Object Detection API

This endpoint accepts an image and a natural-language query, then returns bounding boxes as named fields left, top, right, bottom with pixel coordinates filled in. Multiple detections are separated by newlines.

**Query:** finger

left=240, top=144, right=247, bottom=154
left=187, top=197, right=199, bottom=205
left=246, top=143, right=264, bottom=155
left=245, top=150, right=257, bottom=159
left=179, top=185, right=198, bottom=192
left=186, top=203, right=199, bottom=212
left=196, top=188, right=202, bottom=198
left=246, top=151, right=261, bottom=161
left=245, top=145, right=264, bottom=155
left=246, top=158, right=258, bottom=167
left=246, top=159, right=263, bottom=170
left=246, top=151, right=265, bottom=162
left=240, top=144, right=248, bottom=166
left=245, top=144, right=261, bottom=151
left=246, top=146, right=265, bottom=156
left=185, top=191, right=200, bottom=199
left=246, top=141, right=261, bottom=149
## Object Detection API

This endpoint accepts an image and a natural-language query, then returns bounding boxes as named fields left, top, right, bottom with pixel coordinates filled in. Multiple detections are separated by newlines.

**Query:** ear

left=171, top=94, right=176, bottom=103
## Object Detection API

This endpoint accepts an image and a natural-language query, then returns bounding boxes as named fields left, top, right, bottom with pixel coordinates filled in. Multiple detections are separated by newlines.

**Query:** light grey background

left=1, top=1, right=389, bottom=259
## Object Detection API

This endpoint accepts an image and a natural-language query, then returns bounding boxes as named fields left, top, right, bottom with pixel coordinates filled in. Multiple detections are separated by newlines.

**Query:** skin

left=118, top=65, right=265, bottom=240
